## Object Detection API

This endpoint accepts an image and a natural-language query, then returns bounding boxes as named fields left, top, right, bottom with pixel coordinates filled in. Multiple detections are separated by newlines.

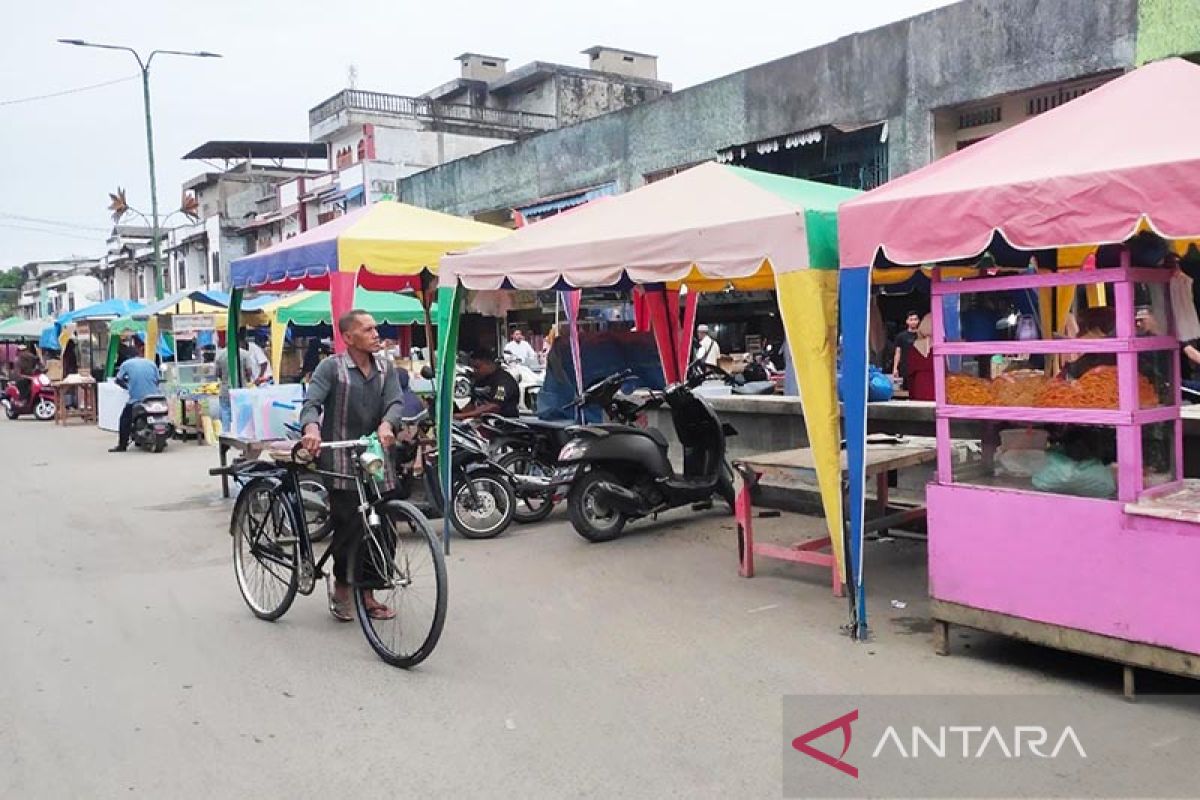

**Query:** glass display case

left=931, top=261, right=1182, bottom=503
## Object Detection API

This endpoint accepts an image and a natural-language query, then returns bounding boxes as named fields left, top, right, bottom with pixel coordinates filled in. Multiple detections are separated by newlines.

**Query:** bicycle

left=212, top=435, right=448, bottom=668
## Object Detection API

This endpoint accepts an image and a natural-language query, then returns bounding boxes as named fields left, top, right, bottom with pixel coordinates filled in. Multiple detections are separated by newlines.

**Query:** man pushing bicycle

left=300, top=309, right=404, bottom=622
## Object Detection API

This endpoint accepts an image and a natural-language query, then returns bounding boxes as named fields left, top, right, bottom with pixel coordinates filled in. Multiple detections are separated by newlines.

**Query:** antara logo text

left=793, top=710, right=1088, bottom=779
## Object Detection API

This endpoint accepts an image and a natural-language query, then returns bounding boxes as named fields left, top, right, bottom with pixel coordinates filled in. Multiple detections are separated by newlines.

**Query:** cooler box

left=229, top=384, right=305, bottom=440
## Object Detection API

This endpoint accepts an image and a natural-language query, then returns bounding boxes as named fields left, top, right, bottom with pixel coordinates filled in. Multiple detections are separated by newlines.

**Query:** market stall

left=268, top=288, right=435, bottom=379
left=837, top=58, right=1200, bottom=685
left=440, top=162, right=859, bottom=568
left=227, top=200, right=510, bottom=389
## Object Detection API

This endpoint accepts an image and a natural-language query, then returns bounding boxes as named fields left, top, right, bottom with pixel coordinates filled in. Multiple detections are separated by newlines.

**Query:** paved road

left=1, top=419, right=1196, bottom=798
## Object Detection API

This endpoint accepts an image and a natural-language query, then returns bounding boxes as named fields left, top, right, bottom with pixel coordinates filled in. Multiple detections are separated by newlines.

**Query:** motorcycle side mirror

left=420, top=366, right=435, bottom=380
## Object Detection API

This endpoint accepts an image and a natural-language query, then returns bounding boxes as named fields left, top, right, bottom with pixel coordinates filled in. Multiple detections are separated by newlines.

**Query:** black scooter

left=130, top=395, right=174, bottom=452
left=477, top=369, right=659, bottom=523
left=556, top=361, right=736, bottom=542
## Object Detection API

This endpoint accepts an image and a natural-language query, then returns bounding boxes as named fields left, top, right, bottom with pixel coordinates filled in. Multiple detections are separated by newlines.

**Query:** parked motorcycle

left=414, top=369, right=521, bottom=539
left=557, top=360, right=737, bottom=542
left=2, top=372, right=57, bottom=421
left=479, top=369, right=659, bottom=524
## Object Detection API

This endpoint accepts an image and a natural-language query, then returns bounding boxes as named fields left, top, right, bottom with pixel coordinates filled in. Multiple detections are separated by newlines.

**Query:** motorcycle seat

left=522, top=418, right=575, bottom=432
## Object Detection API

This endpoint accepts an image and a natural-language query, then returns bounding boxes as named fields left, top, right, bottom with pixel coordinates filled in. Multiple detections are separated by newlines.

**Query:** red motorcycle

left=2, top=372, right=57, bottom=421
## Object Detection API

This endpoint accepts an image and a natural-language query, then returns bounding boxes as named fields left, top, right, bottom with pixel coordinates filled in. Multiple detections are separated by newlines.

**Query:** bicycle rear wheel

left=351, top=501, right=448, bottom=668
left=232, top=477, right=300, bottom=621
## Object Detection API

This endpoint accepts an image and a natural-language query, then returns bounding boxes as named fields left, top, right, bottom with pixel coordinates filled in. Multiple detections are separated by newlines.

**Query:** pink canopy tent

left=841, top=58, right=1200, bottom=268
left=835, top=57, right=1200, bottom=636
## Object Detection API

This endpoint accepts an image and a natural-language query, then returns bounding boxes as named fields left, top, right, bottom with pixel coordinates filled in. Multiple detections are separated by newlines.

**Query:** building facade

left=307, top=47, right=671, bottom=212
left=16, top=258, right=102, bottom=319
left=177, top=141, right=328, bottom=290
left=396, top=0, right=1200, bottom=228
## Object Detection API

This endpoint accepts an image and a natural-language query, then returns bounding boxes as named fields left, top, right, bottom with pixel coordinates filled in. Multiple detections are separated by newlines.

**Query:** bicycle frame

left=232, top=440, right=397, bottom=594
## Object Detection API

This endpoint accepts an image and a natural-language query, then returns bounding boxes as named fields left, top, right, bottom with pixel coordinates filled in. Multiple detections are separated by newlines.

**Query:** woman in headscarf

left=904, top=314, right=935, bottom=401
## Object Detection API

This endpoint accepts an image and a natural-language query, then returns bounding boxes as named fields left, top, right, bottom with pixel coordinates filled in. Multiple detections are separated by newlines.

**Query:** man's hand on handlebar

left=377, top=421, right=397, bottom=449
left=301, top=423, right=322, bottom=456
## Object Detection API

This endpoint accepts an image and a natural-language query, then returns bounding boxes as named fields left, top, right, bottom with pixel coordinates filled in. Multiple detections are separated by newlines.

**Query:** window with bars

left=957, top=105, right=1001, bottom=130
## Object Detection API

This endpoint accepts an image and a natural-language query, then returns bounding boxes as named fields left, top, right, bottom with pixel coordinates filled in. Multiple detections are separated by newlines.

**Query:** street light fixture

left=58, top=38, right=221, bottom=300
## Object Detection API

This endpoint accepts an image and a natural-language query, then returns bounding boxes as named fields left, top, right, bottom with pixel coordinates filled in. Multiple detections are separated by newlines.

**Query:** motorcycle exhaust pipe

left=592, top=482, right=647, bottom=515
left=512, top=474, right=554, bottom=498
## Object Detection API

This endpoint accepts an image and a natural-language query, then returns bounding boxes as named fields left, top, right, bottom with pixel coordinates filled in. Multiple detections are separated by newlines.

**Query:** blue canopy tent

left=41, top=298, right=144, bottom=351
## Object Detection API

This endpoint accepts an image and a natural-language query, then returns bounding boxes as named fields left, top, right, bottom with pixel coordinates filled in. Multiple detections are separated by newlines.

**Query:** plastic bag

left=868, top=366, right=894, bottom=402
left=1031, top=451, right=1116, bottom=498
left=838, top=365, right=893, bottom=402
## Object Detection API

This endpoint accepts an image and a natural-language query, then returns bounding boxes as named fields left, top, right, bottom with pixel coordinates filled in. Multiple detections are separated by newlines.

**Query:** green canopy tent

left=275, top=289, right=436, bottom=327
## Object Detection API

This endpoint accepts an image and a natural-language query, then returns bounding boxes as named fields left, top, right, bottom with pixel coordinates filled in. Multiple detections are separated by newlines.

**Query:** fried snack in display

left=946, top=373, right=994, bottom=405
left=1032, top=366, right=1160, bottom=409
left=991, top=370, right=1048, bottom=407
left=1033, top=379, right=1086, bottom=408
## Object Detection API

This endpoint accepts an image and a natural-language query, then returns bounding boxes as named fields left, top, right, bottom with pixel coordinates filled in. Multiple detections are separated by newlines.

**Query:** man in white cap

left=695, top=324, right=721, bottom=367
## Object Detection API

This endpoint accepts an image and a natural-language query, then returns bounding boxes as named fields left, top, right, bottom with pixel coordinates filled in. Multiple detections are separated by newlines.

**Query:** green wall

left=1137, top=0, right=1200, bottom=63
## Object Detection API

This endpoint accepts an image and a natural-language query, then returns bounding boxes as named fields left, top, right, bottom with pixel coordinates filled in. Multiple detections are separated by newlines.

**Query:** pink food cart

left=836, top=59, right=1200, bottom=693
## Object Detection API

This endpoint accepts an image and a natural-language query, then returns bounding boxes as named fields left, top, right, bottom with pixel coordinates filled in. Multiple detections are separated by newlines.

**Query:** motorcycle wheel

left=496, top=450, right=555, bottom=524
left=567, top=469, right=627, bottom=543
left=152, top=434, right=168, bottom=453
left=299, top=479, right=333, bottom=542
left=450, top=471, right=514, bottom=539
left=34, top=398, right=56, bottom=421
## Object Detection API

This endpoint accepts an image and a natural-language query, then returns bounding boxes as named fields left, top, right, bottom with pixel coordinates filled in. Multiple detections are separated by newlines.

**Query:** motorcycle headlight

left=557, top=441, right=587, bottom=463
left=144, top=402, right=168, bottom=414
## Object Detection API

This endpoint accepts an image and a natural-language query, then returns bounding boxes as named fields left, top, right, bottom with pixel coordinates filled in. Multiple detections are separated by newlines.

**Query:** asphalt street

left=1, top=419, right=1196, bottom=798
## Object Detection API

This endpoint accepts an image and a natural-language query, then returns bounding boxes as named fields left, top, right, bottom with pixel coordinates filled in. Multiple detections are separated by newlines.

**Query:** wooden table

left=52, top=380, right=97, bottom=425
left=733, top=436, right=939, bottom=596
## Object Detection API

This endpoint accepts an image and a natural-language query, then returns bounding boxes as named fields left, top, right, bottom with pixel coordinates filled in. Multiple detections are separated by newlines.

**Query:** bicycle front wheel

left=232, top=477, right=300, bottom=621
left=351, top=501, right=448, bottom=668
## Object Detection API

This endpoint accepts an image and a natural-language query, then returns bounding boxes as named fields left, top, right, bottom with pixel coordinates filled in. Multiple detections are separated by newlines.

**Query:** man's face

left=345, top=314, right=381, bottom=353
left=906, top=314, right=920, bottom=330
left=512, top=330, right=524, bottom=343
left=697, top=327, right=709, bottom=341
left=472, top=357, right=496, bottom=376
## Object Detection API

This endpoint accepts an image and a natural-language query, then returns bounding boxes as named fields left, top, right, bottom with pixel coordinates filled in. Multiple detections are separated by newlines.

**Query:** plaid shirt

left=299, top=352, right=403, bottom=489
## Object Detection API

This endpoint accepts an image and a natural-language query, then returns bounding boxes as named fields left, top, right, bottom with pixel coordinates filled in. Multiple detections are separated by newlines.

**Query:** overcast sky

left=0, top=0, right=955, bottom=266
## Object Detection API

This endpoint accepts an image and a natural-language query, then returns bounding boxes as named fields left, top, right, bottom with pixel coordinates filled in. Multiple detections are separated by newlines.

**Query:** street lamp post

left=58, top=39, right=221, bottom=301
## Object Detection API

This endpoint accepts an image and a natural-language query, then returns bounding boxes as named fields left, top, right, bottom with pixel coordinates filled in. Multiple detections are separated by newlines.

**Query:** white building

left=16, top=258, right=102, bottom=319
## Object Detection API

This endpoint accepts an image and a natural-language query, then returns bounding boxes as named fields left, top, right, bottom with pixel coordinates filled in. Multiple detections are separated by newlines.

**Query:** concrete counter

left=646, top=396, right=1200, bottom=476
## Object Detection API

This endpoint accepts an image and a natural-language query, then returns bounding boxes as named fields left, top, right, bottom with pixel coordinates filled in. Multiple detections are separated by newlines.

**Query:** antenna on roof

left=347, top=64, right=358, bottom=90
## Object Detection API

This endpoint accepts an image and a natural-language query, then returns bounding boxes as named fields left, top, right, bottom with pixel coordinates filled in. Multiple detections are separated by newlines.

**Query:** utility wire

left=0, top=213, right=111, bottom=232
left=0, top=223, right=105, bottom=242
left=0, top=75, right=138, bottom=107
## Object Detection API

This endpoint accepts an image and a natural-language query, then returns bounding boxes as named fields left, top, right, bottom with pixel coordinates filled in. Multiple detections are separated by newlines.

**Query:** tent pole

left=420, top=271, right=436, bottom=366
left=227, top=289, right=243, bottom=389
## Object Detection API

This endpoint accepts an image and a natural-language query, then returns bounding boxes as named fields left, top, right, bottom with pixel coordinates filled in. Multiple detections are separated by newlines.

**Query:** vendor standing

left=246, top=331, right=274, bottom=385
left=214, top=340, right=255, bottom=431
left=695, top=324, right=721, bottom=367
left=890, top=311, right=921, bottom=384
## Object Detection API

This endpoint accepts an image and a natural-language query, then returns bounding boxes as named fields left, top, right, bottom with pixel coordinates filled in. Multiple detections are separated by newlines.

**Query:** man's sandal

left=326, top=578, right=354, bottom=622
left=365, top=603, right=396, bottom=621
